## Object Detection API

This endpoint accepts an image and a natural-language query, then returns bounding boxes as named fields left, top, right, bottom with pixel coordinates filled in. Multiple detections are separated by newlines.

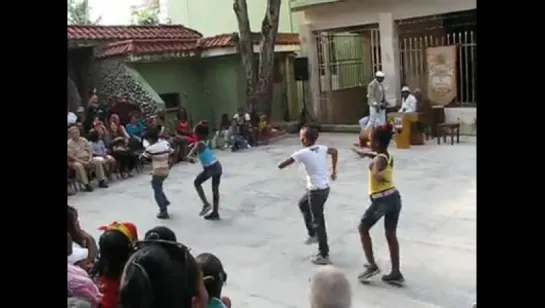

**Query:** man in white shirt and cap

left=365, top=71, right=387, bottom=130
left=398, top=86, right=417, bottom=113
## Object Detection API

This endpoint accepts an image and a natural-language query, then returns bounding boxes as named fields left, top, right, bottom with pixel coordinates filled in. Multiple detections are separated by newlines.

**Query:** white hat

left=401, top=86, right=411, bottom=92
left=68, top=243, right=89, bottom=264
left=375, top=71, right=385, bottom=78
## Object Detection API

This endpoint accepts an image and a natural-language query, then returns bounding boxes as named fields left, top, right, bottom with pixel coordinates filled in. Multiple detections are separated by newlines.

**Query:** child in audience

left=119, top=230, right=209, bottom=308
left=187, top=122, right=223, bottom=220
left=68, top=233, right=102, bottom=306
left=196, top=253, right=231, bottom=308
left=96, top=222, right=139, bottom=308
left=141, top=129, right=174, bottom=219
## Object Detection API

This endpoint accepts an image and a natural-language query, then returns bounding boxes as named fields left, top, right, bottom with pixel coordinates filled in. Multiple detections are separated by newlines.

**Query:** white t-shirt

left=233, top=112, right=251, bottom=123
left=292, top=145, right=330, bottom=190
left=67, top=112, right=78, bottom=125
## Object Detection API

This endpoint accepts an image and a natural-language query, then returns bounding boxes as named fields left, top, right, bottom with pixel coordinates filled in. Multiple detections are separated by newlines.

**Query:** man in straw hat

left=398, top=86, right=417, bottom=113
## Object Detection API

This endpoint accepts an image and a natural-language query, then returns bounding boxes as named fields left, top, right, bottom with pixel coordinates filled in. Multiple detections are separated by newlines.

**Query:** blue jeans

left=151, top=175, right=170, bottom=211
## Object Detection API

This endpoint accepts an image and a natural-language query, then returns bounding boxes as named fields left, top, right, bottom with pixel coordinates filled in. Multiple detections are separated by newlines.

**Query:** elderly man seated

left=398, top=86, right=417, bottom=113
left=67, top=125, right=109, bottom=192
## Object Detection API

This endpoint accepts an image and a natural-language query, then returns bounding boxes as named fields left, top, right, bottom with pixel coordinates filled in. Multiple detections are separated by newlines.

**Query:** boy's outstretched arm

left=277, top=157, right=295, bottom=169
left=327, top=147, right=338, bottom=179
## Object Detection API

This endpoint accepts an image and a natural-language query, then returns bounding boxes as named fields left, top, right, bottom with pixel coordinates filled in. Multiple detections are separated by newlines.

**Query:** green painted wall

left=201, top=55, right=245, bottom=128
left=131, top=55, right=291, bottom=129
left=129, top=60, right=205, bottom=130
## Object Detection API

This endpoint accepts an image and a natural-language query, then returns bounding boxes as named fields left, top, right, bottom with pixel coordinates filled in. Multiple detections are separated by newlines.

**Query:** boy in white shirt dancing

left=277, top=125, right=338, bottom=265
left=140, top=130, right=174, bottom=219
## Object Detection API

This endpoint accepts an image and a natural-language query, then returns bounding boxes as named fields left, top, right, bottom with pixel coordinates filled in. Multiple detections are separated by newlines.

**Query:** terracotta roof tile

left=93, top=30, right=300, bottom=59
left=97, top=39, right=197, bottom=59
left=197, top=32, right=300, bottom=50
left=67, top=25, right=202, bottom=42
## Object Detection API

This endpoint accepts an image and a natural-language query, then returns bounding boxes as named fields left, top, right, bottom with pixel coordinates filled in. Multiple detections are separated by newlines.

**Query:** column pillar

left=378, top=12, right=401, bottom=107
left=299, top=23, right=321, bottom=120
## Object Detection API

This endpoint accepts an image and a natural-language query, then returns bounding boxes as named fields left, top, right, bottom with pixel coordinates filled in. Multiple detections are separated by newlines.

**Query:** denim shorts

left=360, top=190, right=402, bottom=232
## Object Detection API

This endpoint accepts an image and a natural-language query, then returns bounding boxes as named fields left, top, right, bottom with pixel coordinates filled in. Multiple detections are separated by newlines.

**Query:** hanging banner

left=426, top=45, right=457, bottom=106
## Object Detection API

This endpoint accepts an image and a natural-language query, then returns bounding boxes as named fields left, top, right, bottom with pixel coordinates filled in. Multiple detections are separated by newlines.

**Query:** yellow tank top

left=368, top=153, right=395, bottom=195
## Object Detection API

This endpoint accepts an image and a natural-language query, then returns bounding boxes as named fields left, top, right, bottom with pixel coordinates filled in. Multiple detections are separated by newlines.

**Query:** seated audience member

left=109, top=96, right=140, bottom=126
left=214, top=113, right=232, bottom=149
left=110, top=113, right=131, bottom=139
left=68, top=125, right=109, bottom=191
left=144, top=226, right=177, bottom=241
left=96, top=222, right=139, bottom=308
left=309, top=265, right=352, bottom=308
left=125, top=113, right=145, bottom=150
left=257, top=114, right=271, bottom=144
left=88, top=130, right=116, bottom=176
left=233, top=107, right=254, bottom=144
left=195, top=253, right=231, bottom=308
left=111, top=136, right=136, bottom=177
left=68, top=205, right=99, bottom=268
left=119, top=228, right=208, bottom=308
left=76, top=121, right=85, bottom=136
left=231, top=119, right=250, bottom=152
left=68, top=233, right=102, bottom=306
left=173, top=108, right=196, bottom=161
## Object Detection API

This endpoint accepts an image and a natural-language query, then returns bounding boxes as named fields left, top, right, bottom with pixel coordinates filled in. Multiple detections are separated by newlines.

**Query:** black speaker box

left=293, top=57, right=309, bottom=81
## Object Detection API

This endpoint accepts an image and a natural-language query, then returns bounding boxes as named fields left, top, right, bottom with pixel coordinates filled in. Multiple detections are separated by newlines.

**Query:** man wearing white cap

left=398, top=86, right=417, bottom=113
left=365, top=71, right=387, bottom=130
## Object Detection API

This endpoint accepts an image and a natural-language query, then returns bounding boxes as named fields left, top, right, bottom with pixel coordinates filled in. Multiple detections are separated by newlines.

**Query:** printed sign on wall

left=426, top=45, right=458, bottom=106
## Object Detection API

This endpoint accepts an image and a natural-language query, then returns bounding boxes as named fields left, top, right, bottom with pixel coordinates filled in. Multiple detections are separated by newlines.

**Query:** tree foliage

left=233, top=0, right=281, bottom=116
left=131, top=1, right=161, bottom=25
left=67, top=0, right=102, bottom=25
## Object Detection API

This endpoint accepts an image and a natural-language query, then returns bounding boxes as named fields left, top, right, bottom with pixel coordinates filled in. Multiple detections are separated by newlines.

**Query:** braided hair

left=371, top=123, right=394, bottom=150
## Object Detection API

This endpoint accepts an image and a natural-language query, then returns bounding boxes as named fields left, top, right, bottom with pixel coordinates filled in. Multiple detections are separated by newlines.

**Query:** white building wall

left=296, top=0, right=476, bottom=121
left=303, top=0, right=477, bottom=31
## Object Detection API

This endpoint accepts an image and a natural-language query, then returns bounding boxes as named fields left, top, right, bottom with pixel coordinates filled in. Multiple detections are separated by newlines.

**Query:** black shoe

left=98, top=180, right=109, bottom=188
left=199, top=204, right=212, bottom=216
left=156, top=211, right=170, bottom=219
left=84, top=184, right=94, bottom=192
left=203, top=211, right=220, bottom=220
left=381, top=272, right=405, bottom=285
left=357, top=264, right=381, bottom=282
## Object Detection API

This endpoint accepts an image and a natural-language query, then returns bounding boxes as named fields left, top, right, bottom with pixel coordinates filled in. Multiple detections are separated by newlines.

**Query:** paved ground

left=70, top=133, right=476, bottom=308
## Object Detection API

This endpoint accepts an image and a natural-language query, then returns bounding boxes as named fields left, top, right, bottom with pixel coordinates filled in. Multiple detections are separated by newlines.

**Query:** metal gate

left=313, top=27, right=381, bottom=119
left=399, top=31, right=477, bottom=105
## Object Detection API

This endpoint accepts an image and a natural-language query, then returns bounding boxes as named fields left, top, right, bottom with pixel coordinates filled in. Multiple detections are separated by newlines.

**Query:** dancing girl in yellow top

left=357, top=123, right=404, bottom=285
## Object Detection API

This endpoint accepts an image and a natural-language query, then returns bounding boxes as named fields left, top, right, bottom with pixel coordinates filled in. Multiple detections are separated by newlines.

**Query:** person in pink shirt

left=68, top=233, right=102, bottom=306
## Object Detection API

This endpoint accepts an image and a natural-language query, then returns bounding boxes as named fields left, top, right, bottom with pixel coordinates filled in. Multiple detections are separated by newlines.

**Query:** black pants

left=194, top=161, right=222, bottom=211
left=112, top=150, right=136, bottom=173
left=299, top=187, right=330, bottom=257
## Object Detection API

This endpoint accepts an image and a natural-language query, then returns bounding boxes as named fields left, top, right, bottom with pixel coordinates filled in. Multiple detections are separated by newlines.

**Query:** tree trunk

left=256, top=0, right=281, bottom=116
left=233, top=0, right=257, bottom=109
left=233, top=0, right=281, bottom=116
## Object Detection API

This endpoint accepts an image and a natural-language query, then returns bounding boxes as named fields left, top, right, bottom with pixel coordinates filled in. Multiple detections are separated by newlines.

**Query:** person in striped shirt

left=141, top=130, right=174, bottom=219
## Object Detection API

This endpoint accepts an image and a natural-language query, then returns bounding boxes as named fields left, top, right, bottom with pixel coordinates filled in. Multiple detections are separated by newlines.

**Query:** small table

left=387, top=112, right=419, bottom=149
left=437, top=122, right=460, bottom=145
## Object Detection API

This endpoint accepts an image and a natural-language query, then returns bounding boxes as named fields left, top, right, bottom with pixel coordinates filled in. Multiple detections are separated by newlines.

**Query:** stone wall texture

left=91, top=59, right=163, bottom=119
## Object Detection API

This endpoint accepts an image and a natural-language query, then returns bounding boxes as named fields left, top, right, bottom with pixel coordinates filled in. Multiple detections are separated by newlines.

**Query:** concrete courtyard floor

left=70, top=133, right=476, bottom=308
